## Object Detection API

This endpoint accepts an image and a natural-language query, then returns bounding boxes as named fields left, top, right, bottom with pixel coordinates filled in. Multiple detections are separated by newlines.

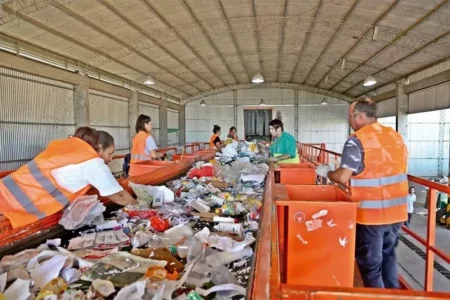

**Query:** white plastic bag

left=59, top=195, right=105, bottom=230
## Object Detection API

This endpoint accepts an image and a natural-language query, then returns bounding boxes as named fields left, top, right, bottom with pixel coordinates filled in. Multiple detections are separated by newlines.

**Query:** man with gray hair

left=315, top=96, right=408, bottom=289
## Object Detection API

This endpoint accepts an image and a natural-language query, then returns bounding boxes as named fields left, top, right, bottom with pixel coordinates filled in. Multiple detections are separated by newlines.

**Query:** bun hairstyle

left=213, top=125, right=221, bottom=134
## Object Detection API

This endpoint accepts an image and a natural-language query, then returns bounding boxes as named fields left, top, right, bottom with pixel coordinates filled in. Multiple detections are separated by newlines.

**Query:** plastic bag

left=59, top=195, right=105, bottom=230
left=221, top=144, right=237, bottom=158
left=129, top=182, right=154, bottom=205
left=150, top=216, right=170, bottom=232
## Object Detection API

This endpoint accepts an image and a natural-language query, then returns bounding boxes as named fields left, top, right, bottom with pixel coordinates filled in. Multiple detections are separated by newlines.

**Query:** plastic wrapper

left=129, top=182, right=154, bottom=205
left=36, top=278, right=68, bottom=300
left=150, top=216, right=170, bottom=232
left=215, top=202, right=244, bottom=216
left=187, top=166, right=213, bottom=179
left=221, top=144, right=238, bottom=157
left=145, top=266, right=178, bottom=282
left=59, top=195, right=105, bottom=230
left=86, top=279, right=115, bottom=299
left=131, top=248, right=184, bottom=273
left=99, top=251, right=166, bottom=273
left=125, top=206, right=157, bottom=219
left=0, top=249, right=41, bottom=273
left=205, top=247, right=253, bottom=268
left=131, top=231, right=152, bottom=248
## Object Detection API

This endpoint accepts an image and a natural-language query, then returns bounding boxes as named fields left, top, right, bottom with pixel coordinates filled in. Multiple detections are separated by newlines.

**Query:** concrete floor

left=396, top=181, right=450, bottom=292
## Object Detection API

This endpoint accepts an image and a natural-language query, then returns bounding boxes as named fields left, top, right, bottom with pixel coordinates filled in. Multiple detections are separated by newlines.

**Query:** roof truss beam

left=275, top=0, right=288, bottom=82
left=330, top=0, right=450, bottom=92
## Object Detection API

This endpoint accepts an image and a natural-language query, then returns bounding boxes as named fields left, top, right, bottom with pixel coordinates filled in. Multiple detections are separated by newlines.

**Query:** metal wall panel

left=168, top=109, right=179, bottom=146
left=89, top=91, right=129, bottom=151
left=408, top=61, right=450, bottom=83
left=409, top=82, right=450, bottom=114
left=0, top=68, right=75, bottom=171
left=376, top=98, right=396, bottom=118
left=139, top=102, right=160, bottom=145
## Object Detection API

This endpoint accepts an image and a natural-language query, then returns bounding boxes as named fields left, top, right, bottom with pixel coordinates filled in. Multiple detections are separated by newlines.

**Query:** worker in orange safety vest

left=0, top=127, right=137, bottom=228
left=209, top=125, right=225, bottom=150
left=131, top=114, right=164, bottom=163
left=315, top=96, right=408, bottom=289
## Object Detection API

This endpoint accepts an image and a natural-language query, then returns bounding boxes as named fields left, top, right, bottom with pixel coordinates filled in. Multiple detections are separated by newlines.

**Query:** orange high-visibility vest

left=351, top=123, right=408, bottom=225
left=209, top=134, right=219, bottom=148
left=131, top=131, right=152, bottom=163
left=0, top=138, right=99, bottom=228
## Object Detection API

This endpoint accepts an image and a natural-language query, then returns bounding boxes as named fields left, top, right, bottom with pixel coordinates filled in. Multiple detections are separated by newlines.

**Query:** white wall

left=168, top=109, right=180, bottom=146
left=185, top=88, right=349, bottom=153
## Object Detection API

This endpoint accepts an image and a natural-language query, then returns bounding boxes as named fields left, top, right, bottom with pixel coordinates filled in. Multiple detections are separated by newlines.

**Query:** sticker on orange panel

left=312, top=209, right=328, bottom=219
left=348, top=220, right=354, bottom=229
left=339, top=236, right=348, bottom=247
left=296, top=233, right=308, bottom=245
left=293, top=212, right=305, bottom=223
left=305, top=219, right=323, bottom=231
left=327, top=219, right=337, bottom=227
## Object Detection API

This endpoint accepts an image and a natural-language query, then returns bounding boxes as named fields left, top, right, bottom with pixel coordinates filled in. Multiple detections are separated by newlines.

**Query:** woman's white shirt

left=51, top=157, right=123, bottom=197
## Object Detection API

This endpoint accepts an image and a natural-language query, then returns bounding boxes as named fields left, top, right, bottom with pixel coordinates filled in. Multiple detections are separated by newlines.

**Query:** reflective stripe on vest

left=2, top=174, right=46, bottom=219
left=351, top=174, right=407, bottom=187
left=359, top=196, right=408, bottom=209
left=131, top=154, right=151, bottom=161
left=2, top=160, right=71, bottom=217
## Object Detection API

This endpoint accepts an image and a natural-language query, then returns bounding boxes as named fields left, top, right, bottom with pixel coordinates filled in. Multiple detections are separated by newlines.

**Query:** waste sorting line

left=0, top=140, right=269, bottom=299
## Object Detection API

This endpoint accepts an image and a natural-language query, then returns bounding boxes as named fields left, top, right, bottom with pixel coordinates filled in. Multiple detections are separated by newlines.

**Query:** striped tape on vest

left=351, top=174, right=407, bottom=187
left=359, top=196, right=408, bottom=209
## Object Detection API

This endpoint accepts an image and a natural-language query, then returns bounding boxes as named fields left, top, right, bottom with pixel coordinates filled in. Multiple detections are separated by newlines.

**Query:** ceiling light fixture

left=259, top=99, right=266, bottom=106
left=321, top=98, right=327, bottom=105
left=372, top=26, right=379, bottom=41
left=200, top=100, right=206, bottom=107
left=325, top=75, right=329, bottom=84
left=252, top=73, right=264, bottom=83
left=363, top=75, right=377, bottom=87
left=143, top=75, right=155, bottom=85
left=341, top=59, right=346, bottom=69
left=405, top=76, right=410, bottom=85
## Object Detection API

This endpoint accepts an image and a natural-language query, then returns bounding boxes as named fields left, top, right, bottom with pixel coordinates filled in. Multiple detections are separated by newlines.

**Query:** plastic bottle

left=131, top=248, right=184, bottom=273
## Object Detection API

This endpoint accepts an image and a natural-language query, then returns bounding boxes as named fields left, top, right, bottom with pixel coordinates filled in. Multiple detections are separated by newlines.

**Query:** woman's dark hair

left=269, top=119, right=284, bottom=132
left=229, top=126, right=236, bottom=132
left=213, top=125, right=221, bottom=134
left=97, top=130, right=115, bottom=150
left=73, top=127, right=100, bottom=150
left=135, top=114, right=151, bottom=133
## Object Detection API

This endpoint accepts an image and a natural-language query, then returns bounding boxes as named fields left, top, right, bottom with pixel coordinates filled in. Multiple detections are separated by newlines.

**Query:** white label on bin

left=293, top=212, right=305, bottom=223
left=339, top=236, right=348, bottom=247
left=348, top=221, right=354, bottom=229
left=305, top=219, right=322, bottom=231
left=296, top=233, right=308, bottom=244
left=327, top=219, right=337, bottom=227
left=312, top=210, right=328, bottom=219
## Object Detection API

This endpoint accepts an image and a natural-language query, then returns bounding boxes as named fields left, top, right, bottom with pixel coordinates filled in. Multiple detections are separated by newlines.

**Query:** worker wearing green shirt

left=267, top=119, right=300, bottom=163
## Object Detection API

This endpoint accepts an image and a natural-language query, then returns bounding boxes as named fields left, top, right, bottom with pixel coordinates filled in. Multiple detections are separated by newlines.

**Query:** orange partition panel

left=129, top=160, right=175, bottom=177
left=279, top=185, right=358, bottom=288
left=276, top=163, right=316, bottom=185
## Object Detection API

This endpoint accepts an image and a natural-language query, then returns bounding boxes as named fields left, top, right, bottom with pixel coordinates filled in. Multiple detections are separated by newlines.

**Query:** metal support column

left=294, top=89, right=299, bottom=141
left=129, top=90, right=139, bottom=140
left=233, top=89, right=238, bottom=132
left=159, top=100, right=168, bottom=147
left=179, top=105, right=186, bottom=146
left=438, top=110, right=445, bottom=177
left=73, top=74, right=90, bottom=127
left=395, top=81, right=409, bottom=143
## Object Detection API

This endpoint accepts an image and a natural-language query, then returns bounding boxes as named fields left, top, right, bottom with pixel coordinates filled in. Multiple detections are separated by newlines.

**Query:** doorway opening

left=244, top=109, right=273, bottom=142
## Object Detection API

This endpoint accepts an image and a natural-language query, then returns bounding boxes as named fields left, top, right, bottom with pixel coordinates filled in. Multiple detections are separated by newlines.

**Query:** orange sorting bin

left=277, top=184, right=358, bottom=288
left=276, top=163, right=316, bottom=184
left=172, top=153, right=196, bottom=163
left=129, top=160, right=175, bottom=177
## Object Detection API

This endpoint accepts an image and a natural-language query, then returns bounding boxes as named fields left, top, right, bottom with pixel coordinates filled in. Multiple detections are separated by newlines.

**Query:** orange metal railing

left=298, top=143, right=450, bottom=292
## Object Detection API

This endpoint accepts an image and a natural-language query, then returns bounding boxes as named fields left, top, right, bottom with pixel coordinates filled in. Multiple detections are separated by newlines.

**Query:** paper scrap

left=113, top=280, right=146, bottom=300
left=3, top=279, right=31, bottom=300
left=240, top=174, right=265, bottom=185
left=68, top=233, right=96, bottom=250
left=195, top=283, right=246, bottom=297
left=29, top=255, right=67, bottom=288
left=96, top=220, right=120, bottom=230
left=327, top=219, right=337, bottom=227
left=0, top=273, right=6, bottom=293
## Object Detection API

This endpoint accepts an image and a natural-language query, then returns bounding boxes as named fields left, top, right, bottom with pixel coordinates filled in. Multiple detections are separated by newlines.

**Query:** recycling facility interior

left=2, top=0, right=450, bottom=298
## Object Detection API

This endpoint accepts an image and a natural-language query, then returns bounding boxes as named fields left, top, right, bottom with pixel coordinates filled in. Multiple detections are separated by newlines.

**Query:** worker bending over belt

left=209, top=125, right=225, bottom=150
left=131, top=114, right=163, bottom=163
left=0, top=127, right=137, bottom=228
left=316, top=96, right=408, bottom=289
left=267, top=119, right=300, bottom=164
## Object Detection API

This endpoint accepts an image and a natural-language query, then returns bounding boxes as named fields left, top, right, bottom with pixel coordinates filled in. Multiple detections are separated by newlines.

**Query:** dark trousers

left=404, top=213, right=412, bottom=226
left=355, top=223, right=402, bottom=289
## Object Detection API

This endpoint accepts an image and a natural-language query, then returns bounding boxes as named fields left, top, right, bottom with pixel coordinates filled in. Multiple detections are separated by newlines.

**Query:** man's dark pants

left=355, top=222, right=403, bottom=289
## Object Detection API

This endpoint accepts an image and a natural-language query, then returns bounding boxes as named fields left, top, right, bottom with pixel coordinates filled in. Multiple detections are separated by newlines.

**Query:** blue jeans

left=355, top=223, right=402, bottom=289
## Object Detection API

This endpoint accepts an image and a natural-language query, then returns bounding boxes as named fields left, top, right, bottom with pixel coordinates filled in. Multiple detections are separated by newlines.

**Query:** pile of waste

left=0, top=158, right=268, bottom=299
